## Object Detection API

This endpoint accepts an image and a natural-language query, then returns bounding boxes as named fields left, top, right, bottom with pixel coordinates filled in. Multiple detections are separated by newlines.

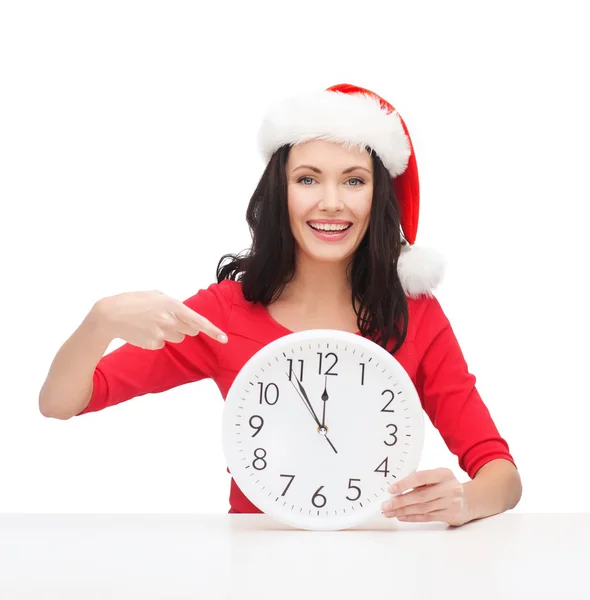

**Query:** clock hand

left=287, top=374, right=320, bottom=425
left=286, top=371, right=338, bottom=454
left=291, top=372, right=322, bottom=427
left=324, top=435, right=338, bottom=454
left=321, top=375, right=328, bottom=430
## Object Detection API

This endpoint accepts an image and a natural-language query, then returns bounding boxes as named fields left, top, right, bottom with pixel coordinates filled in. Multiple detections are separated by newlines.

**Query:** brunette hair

left=216, top=144, right=409, bottom=355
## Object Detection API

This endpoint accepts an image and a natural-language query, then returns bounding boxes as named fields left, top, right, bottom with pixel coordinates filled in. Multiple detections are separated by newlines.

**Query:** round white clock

left=222, top=329, right=425, bottom=531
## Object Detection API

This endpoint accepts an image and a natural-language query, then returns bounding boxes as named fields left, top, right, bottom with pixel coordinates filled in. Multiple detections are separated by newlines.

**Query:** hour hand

left=321, top=375, right=329, bottom=429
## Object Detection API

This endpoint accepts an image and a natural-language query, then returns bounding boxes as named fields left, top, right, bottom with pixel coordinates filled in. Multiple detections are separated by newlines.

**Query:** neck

left=280, top=252, right=353, bottom=308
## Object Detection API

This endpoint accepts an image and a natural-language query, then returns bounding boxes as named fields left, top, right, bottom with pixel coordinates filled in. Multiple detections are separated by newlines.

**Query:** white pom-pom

left=397, top=244, right=445, bottom=298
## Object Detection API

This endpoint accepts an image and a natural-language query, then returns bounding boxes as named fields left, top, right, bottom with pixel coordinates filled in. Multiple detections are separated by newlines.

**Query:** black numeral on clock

left=346, top=478, right=362, bottom=501
left=374, top=457, right=390, bottom=477
left=381, top=389, right=395, bottom=412
left=359, top=362, right=366, bottom=385
left=312, top=486, right=327, bottom=508
left=317, top=352, right=338, bottom=376
left=258, top=382, right=279, bottom=405
left=384, top=423, right=398, bottom=446
left=280, top=474, right=295, bottom=496
left=249, top=415, right=264, bottom=437
left=287, top=359, right=304, bottom=382
left=252, top=448, right=267, bottom=470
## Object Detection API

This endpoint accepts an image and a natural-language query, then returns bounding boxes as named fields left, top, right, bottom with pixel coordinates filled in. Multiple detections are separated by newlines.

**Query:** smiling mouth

left=307, top=222, right=352, bottom=232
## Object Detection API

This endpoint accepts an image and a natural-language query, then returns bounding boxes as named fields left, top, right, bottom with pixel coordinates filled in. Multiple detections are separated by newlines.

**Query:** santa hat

left=257, top=83, right=445, bottom=298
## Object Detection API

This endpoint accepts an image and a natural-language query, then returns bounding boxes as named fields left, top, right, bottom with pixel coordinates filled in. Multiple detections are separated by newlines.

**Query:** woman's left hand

left=381, top=468, right=470, bottom=526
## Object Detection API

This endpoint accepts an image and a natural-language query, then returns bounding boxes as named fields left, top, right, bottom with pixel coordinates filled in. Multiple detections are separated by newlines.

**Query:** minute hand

left=289, top=372, right=338, bottom=454
left=289, top=372, right=322, bottom=427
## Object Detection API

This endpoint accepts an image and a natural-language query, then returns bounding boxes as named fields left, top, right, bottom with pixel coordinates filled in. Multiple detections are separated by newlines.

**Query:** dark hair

left=216, top=144, right=409, bottom=355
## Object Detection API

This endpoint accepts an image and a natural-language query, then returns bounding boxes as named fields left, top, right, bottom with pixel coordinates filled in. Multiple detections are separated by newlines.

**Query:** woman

left=39, top=83, right=522, bottom=526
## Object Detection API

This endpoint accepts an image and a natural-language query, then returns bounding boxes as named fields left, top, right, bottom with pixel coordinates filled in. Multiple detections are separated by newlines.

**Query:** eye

left=297, top=176, right=315, bottom=185
left=347, top=178, right=365, bottom=186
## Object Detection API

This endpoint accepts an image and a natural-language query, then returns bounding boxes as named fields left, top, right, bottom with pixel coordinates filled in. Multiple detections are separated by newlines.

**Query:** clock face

left=222, top=329, right=424, bottom=531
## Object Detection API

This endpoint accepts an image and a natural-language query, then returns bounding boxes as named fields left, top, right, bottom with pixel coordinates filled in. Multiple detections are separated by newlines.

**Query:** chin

left=300, top=244, right=358, bottom=263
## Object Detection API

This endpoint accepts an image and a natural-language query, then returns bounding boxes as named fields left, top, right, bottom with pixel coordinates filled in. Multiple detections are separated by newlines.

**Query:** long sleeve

left=413, top=296, right=516, bottom=479
left=77, top=281, right=232, bottom=415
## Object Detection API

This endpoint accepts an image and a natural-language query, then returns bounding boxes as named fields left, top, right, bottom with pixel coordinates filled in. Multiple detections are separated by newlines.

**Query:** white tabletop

left=1, top=513, right=588, bottom=599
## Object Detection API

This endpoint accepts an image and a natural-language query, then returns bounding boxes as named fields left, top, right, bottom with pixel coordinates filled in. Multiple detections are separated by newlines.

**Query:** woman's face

left=285, top=139, right=373, bottom=264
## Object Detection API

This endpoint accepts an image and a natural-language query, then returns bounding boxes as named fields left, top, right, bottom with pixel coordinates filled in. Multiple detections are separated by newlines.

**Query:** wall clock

left=222, top=329, right=424, bottom=530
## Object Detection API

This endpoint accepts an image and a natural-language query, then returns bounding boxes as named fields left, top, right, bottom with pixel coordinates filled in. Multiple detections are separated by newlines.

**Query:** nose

left=318, top=183, right=344, bottom=212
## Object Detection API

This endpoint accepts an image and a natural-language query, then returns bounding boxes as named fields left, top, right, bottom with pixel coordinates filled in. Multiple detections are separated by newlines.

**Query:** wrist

left=85, top=298, right=118, bottom=347
left=460, top=460, right=522, bottom=524
left=460, top=480, right=481, bottom=523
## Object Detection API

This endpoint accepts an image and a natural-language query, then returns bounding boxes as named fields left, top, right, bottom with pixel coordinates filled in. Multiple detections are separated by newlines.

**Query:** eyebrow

left=292, top=164, right=372, bottom=175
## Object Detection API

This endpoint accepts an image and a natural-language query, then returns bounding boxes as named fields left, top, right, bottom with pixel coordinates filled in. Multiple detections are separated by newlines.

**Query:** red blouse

left=77, top=279, right=516, bottom=513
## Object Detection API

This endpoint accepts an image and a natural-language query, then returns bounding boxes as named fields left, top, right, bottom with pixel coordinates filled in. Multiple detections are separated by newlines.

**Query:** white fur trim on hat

left=258, top=90, right=412, bottom=178
left=398, top=244, right=445, bottom=298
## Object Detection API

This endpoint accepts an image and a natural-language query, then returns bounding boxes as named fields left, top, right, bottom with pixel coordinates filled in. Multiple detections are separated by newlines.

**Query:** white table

left=1, top=513, right=588, bottom=599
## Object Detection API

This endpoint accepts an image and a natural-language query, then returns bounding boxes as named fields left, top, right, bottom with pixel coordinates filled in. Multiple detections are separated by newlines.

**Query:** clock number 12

left=317, top=352, right=338, bottom=376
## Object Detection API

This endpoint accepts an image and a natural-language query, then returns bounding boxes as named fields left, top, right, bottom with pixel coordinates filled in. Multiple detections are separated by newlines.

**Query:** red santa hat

left=257, top=83, right=445, bottom=298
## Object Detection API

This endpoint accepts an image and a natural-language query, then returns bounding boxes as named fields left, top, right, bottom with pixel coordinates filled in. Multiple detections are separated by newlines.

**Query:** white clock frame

left=222, top=329, right=424, bottom=530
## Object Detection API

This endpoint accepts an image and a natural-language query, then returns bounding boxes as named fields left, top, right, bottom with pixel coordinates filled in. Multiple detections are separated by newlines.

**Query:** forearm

left=39, top=301, right=115, bottom=419
left=462, top=459, right=522, bottom=523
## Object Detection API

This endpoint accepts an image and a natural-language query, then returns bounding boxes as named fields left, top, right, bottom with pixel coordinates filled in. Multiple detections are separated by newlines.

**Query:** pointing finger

left=173, top=301, right=227, bottom=343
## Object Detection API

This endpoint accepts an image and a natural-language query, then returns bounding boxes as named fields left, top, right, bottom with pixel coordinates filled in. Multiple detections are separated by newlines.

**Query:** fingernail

left=218, top=334, right=228, bottom=343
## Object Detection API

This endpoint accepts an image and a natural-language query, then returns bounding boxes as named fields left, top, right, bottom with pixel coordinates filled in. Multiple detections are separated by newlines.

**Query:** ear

left=397, top=244, right=445, bottom=298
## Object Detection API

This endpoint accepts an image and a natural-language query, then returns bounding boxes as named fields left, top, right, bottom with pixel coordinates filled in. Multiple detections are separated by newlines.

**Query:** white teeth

left=309, top=223, right=351, bottom=231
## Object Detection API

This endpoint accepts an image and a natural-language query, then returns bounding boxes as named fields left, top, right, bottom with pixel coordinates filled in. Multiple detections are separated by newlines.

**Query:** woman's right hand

left=93, top=290, right=228, bottom=350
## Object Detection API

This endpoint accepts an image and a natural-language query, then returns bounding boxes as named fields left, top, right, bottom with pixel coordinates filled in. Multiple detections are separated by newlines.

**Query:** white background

left=1, top=0, right=588, bottom=514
